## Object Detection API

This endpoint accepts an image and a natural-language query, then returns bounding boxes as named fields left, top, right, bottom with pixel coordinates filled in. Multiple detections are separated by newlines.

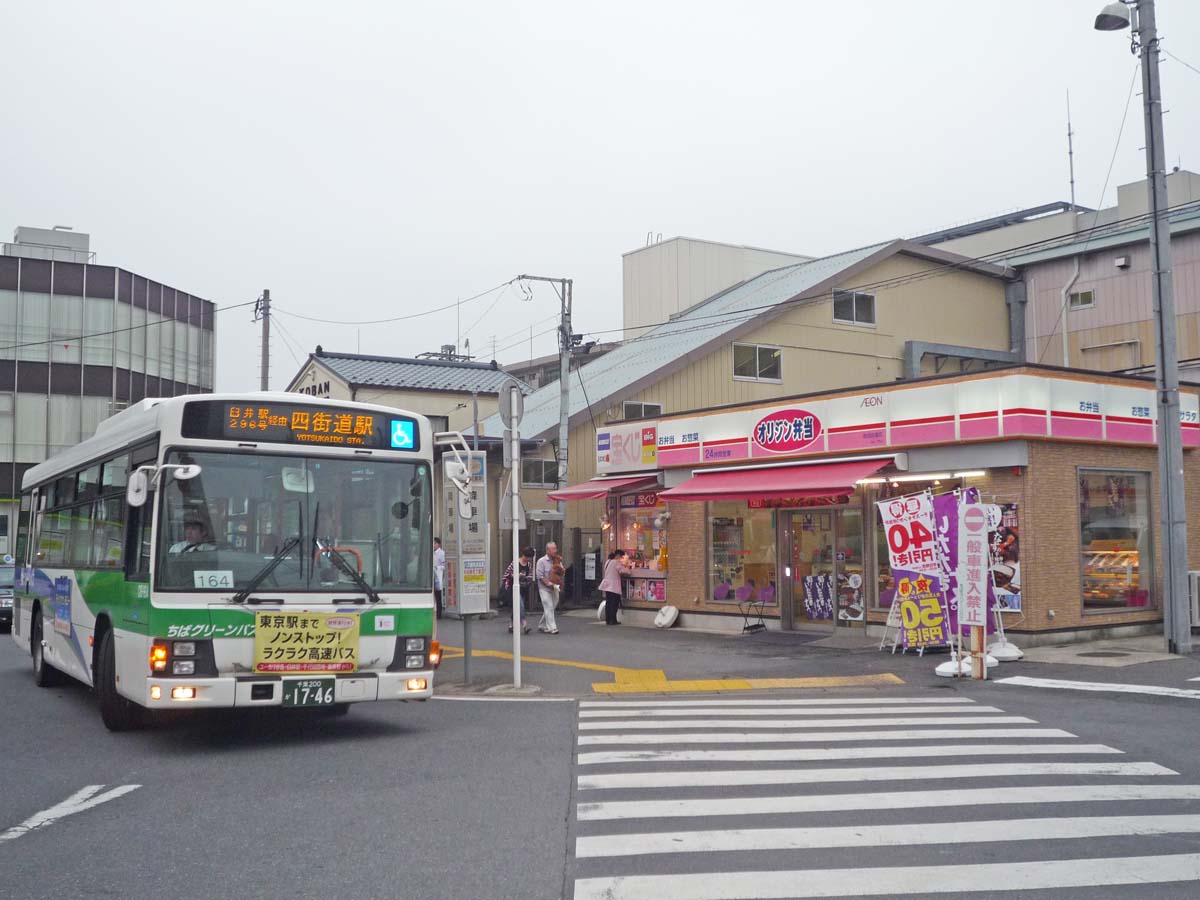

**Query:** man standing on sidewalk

left=535, top=542, right=560, bottom=634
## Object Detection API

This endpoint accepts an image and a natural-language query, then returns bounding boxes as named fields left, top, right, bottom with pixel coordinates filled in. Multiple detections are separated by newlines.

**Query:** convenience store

left=554, top=365, right=1200, bottom=644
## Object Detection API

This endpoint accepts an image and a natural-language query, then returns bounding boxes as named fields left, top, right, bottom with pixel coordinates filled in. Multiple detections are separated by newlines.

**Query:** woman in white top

left=598, top=550, right=630, bottom=626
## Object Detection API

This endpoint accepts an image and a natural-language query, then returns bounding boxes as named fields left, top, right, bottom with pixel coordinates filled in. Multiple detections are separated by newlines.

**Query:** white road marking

left=0, top=784, right=141, bottom=844
left=572, top=853, right=1200, bottom=899
left=577, top=727, right=1073, bottom=746
left=577, top=742, right=1119, bottom=765
left=431, top=695, right=574, bottom=702
left=579, top=697, right=977, bottom=708
left=998, top=675, right=1200, bottom=700
left=575, top=813, right=1200, bottom=858
left=580, top=706, right=991, bottom=719
left=577, top=783, right=1200, bottom=821
left=578, top=715, right=1033, bottom=730
left=577, top=760, right=1176, bottom=790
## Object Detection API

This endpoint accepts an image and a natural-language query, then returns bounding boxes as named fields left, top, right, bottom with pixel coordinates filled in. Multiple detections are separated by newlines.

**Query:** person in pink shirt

left=598, top=550, right=630, bottom=626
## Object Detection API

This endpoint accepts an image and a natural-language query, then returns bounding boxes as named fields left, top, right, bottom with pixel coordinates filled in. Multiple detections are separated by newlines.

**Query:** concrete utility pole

left=519, top=274, right=574, bottom=515
left=1096, top=0, right=1191, bottom=653
left=254, top=289, right=271, bottom=391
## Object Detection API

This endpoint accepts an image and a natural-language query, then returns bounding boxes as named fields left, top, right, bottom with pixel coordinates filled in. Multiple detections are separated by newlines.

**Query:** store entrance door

left=782, top=507, right=866, bottom=631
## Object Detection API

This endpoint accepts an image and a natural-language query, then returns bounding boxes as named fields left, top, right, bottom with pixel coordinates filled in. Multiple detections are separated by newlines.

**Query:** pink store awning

left=547, top=475, right=660, bottom=502
left=658, top=458, right=889, bottom=503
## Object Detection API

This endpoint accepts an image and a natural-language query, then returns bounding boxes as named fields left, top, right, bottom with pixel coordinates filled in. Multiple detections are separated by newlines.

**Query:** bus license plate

left=282, top=679, right=335, bottom=707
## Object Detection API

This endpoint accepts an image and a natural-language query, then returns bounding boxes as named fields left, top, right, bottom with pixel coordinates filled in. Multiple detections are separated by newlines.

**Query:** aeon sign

left=752, top=408, right=822, bottom=454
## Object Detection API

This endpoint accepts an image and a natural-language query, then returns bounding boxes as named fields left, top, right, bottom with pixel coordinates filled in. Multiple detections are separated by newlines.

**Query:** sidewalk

left=433, top=609, right=1200, bottom=699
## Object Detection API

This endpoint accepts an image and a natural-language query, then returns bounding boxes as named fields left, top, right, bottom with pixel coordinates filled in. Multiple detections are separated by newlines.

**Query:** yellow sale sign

left=253, top=612, right=360, bottom=673
left=896, top=575, right=947, bottom=649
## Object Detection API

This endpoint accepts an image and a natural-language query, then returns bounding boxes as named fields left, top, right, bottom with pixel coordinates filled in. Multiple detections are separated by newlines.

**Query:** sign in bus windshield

left=181, top=400, right=420, bottom=451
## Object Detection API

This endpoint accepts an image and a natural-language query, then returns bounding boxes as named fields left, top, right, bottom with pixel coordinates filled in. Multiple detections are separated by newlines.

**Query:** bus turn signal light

left=150, top=643, right=169, bottom=672
left=429, top=641, right=441, bottom=668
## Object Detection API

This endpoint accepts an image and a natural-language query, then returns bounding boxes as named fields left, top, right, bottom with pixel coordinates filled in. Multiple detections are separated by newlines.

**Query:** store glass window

left=615, top=491, right=668, bottom=570
left=709, top=501, right=777, bottom=606
left=1080, top=470, right=1152, bottom=611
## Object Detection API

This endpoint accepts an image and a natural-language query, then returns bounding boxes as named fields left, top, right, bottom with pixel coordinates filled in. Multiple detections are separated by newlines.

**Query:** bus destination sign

left=181, top=400, right=420, bottom=451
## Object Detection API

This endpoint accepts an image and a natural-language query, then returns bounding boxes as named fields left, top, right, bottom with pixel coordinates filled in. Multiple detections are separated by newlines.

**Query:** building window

left=732, top=343, right=782, bottom=382
left=622, top=401, right=662, bottom=420
left=1069, top=289, right=1095, bottom=310
left=833, top=290, right=875, bottom=326
left=1080, top=469, right=1152, bottom=612
left=522, top=459, right=559, bottom=488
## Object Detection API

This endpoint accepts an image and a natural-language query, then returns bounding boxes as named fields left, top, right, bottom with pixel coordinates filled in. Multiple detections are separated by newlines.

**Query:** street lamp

left=1095, top=0, right=1191, bottom=654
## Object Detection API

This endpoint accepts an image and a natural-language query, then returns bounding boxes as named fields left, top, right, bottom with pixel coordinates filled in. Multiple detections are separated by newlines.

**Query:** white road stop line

left=0, top=784, right=141, bottom=844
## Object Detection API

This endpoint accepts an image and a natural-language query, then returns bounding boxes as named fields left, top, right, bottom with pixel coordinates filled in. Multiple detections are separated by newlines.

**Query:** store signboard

left=621, top=373, right=1200, bottom=473
left=596, top=421, right=658, bottom=473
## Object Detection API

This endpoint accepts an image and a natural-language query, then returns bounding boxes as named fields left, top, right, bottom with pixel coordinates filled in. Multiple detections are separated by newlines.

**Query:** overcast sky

left=6, top=1, right=1200, bottom=392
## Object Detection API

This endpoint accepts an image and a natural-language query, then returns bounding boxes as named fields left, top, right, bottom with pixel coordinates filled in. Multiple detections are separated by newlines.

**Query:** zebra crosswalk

left=569, top=694, right=1200, bottom=899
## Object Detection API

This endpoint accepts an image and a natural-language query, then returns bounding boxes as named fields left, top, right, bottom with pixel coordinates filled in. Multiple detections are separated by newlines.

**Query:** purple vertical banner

left=934, top=487, right=995, bottom=636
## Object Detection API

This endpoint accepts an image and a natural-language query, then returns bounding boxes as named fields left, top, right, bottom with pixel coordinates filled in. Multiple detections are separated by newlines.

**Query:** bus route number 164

left=193, top=570, right=234, bottom=589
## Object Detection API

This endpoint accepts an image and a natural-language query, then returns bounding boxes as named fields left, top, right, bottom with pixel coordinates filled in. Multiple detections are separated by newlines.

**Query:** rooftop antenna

left=1067, top=89, right=1078, bottom=212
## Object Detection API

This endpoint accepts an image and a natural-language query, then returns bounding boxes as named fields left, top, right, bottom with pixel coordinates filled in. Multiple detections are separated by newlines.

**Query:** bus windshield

left=156, top=450, right=432, bottom=595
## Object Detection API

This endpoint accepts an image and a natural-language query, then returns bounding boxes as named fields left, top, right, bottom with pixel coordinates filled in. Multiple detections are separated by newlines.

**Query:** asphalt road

left=0, top=636, right=575, bottom=900
left=6, top=621, right=1200, bottom=900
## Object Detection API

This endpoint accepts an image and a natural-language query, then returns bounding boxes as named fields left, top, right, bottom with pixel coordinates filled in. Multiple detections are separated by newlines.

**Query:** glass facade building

left=0, top=253, right=215, bottom=554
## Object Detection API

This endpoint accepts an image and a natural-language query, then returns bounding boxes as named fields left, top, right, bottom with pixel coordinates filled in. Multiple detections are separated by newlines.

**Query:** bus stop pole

left=511, top=413, right=523, bottom=688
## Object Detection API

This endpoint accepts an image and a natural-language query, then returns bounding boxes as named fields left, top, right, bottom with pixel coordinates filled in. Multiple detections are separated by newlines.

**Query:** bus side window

left=15, top=493, right=32, bottom=567
left=125, top=505, right=153, bottom=581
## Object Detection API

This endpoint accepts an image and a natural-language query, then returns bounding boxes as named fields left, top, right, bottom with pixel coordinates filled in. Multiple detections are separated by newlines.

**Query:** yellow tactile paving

left=439, top=645, right=904, bottom=694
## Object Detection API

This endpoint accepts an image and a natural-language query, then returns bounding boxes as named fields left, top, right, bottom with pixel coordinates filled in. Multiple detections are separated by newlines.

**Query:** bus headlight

left=173, top=660, right=196, bottom=676
left=405, top=655, right=424, bottom=669
left=173, top=641, right=196, bottom=657
left=406, top=678, right=427, bottom=692
left=405, top=637, right=426, bottom=652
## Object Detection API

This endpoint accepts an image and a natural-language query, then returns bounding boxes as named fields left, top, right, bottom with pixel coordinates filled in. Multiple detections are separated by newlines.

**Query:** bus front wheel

left=31, top=608, right=64, bottom=688
left=96, top=628, right=143, bottom=732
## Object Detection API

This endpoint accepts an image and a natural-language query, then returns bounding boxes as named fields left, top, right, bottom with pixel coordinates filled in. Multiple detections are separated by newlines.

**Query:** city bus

left=9, top=393, right=444, bottom=731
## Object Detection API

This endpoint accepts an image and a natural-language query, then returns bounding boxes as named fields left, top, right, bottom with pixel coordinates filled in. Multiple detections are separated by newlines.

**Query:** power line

left=273, top=279, right=517, bottom=326
left=0, top=299, right=258, bottom=354
left=1164, top=48, right=1200, bottom=79
left=462, top=282, right=512, bottom=342
left=271, top=315, right=305, bottom=369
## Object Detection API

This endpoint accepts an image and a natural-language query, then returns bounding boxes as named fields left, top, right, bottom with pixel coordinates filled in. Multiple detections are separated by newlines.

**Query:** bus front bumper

left=142, top=671, right=435, bottom=708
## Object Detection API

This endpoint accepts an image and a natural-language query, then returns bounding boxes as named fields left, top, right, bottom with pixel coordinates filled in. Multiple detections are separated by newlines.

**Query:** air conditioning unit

left=1189, top=571, right=1200, bottom=626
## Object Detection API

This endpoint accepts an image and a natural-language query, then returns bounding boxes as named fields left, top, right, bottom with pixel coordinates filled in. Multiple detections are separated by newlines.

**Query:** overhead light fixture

left=856, top=477, right=887, bottom=485
left=1094, top=2, right=1131, bottom=31
left=953, top=470, right=986, bottom=478
left=888, top=472, right=952, bottom=483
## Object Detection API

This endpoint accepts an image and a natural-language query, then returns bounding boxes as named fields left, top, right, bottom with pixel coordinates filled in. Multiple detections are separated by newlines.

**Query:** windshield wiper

left=315, top=538, right=381, bottom=604
left=230, top=536, right=301, bottom=604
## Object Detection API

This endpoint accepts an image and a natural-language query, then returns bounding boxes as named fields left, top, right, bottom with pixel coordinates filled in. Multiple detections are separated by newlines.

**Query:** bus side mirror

left=127, top=470, right=150, bottom=508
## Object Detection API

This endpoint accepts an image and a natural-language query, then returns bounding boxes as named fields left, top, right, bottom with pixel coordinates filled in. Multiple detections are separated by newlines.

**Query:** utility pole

left=1096, top=0, right=1190, bottom=653
left=519, top=274, right=574, bottom=517
left=254, top=289, right=270, bottom=391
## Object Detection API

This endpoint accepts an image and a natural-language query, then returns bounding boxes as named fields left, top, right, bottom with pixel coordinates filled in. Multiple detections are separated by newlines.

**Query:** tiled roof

left=309, top=351, right=531, bottom=395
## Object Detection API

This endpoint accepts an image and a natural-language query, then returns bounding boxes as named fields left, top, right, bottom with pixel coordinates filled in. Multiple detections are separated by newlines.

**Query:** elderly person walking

left=535, top=542, right=560, bottom=634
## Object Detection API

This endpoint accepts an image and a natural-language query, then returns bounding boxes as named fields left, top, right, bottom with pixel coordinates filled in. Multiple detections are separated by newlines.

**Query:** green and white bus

left=10, top=393, right=442, bottom=731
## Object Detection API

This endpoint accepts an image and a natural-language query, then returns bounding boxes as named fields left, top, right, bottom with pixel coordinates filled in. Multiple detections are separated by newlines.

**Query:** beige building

left=622, top=236, right=812, bottom=338
left=478, top=239, right=1018, bottom=584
